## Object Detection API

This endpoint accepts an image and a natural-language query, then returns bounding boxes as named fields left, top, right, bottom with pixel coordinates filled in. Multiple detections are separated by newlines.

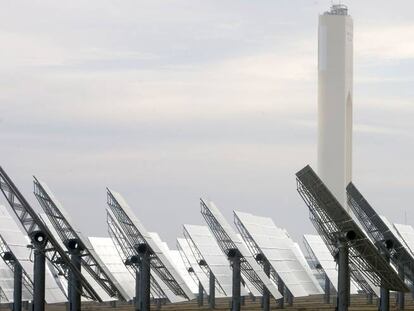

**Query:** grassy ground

left=1, top=293, right=413, bottom=311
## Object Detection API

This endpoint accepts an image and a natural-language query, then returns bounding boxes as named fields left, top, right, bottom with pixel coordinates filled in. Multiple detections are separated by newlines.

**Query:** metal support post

left=209, top=272, right=215, bottom=309
left=324, top=274, right=330, bottom=304
left=412, top=282, right=414, bottom=300
left=379, top=254, right=390, bottom=311
left=287, top=290, right=293, bottom=306
left=67, top=278, right=71, bottom=311
left=2, top=252, right=22, bottom=311
left=367, top=292, right=373, bottom=304
left=135, top=266, right=140, bottom=311
left=397, top=265, right=404, bottom=310
left=198, top=281, right=204, bottom=306
left=32, top=231, right=47, bottom=311
left=69, top=252, right=82, bottom=311
left=262, top=259, right=270, bottom=311
left=228, top=249, right=241, bottom=311
left=337, top=240, right=349, bottom=311
left=277, top=277, right=284, bottom=309
left=126, top=255, right=140, bottom=311
left=13, top=262, right=22, bottom=311
left=137, top=244, right=151, bottom=311
left=380, top=286, right=389, bottom=311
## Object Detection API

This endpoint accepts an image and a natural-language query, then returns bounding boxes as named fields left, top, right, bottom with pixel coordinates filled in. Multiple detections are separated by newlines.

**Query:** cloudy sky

left=1, top=0, right=413, bottom=249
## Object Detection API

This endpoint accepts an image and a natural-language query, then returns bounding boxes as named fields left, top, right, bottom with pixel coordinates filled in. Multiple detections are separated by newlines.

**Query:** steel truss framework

left=302, top=238, right=325, bottom=275
left=0, top=166, right=100, bottom=301
left=347, top=268, right=377, bottom=295
left=0, top=234, right=34, bottom=296
left=200, top=199, right=280, bottom=298
left=301, top=236, right=335, bottom=299
left=32, top=178, right=127, bottom=301
left=302, top=235, right=368, bottom=296
left=176, top=240, right=199, bottom=287
left=347, top=183, right=414, bottom=283
left=0, top=285, right=7, bottom=302
left=295, top=165, right=407, bottom=292
left=106, top=209, right=166, bottom=299
left=304, top=233, right=376, bottom=297
left=46, top=260, right=67, bottom=300
left=106, top=188, right=192, bottom=300
left=182, top=226, right=226, bottom=296
left=233, top=214, right=283, bottom=289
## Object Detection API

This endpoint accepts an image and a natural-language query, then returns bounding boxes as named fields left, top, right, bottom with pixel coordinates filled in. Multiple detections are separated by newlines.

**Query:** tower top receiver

left=325, top=4, right=348, bottom=16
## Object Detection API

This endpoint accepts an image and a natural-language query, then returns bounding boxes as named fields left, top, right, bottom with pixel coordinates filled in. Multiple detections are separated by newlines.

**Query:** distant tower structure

left=317, top=4, right=353, bottom=210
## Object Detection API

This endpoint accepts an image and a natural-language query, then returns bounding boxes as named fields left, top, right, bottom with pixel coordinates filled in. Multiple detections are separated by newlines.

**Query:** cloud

left=0, top=41, right=317, bottom=127
left=354, top=124, right=411, bottom=136
left=0, top=0, right=413, bottom=248
left=0, top=31, right=68, bottom=67
left=356, top=24, right=414, bottom=61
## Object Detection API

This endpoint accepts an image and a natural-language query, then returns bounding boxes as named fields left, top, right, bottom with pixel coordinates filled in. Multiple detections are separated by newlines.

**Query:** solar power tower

left=347, top=183, right=414, bottom=310
left=183, top=224, right=234, bottom=308
left=0, top=167, right=100, bottom=311
left=106, top=188, right=195, bottom=311
left=106, top=209, right=172, bottom=306
left=33, top=178, right=129, bottom=309
left=200, top=198, right=282, bottom=311
left=296, top=165, right=408, bottom=311
left=176, top=238, right=210, bottom=306
left=234, top=211, right=323, bottom=308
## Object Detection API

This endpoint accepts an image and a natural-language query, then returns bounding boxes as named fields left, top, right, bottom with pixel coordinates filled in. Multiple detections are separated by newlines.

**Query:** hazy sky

left=1, top=1, right=413, bottom=250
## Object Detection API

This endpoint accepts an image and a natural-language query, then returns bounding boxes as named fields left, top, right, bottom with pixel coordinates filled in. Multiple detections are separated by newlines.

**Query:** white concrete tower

left=317, top=4, right=353, bottom=210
